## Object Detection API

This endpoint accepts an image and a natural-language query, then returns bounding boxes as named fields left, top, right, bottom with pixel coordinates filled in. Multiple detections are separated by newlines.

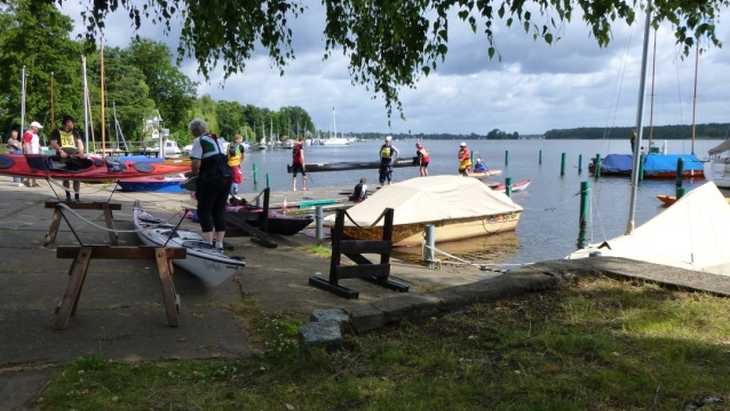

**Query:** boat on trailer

left=133, top=202, right=245, bottom=287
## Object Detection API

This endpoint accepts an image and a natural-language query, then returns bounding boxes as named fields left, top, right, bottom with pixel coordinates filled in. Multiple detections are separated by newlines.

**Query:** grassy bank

left=39, top=277, right=730, bottom=410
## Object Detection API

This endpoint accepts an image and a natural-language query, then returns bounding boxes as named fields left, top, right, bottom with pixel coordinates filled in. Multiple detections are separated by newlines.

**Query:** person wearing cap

left=415, top=141, right=430, bottom=177
left=6, top=129, right=23, bottom=185
left=49, top=115, right=85, bottom=201
left=22, top=121, right=43, bottom=187
left=458, top=142, right=472, bottom=176
left=473, top=157, right=488, bottom=173
left=378, top=135, right=399, bottom=185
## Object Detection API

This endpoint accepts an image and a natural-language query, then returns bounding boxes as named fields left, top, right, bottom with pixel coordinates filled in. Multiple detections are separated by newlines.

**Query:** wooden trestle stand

left=309, top=208, right=409, bottom=299
left=44, top=200, right=121, bottom=246
left=52, top=246, right=187, bottom=330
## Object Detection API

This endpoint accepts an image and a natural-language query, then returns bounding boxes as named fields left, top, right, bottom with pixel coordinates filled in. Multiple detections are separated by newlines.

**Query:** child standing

left=227, top=133, right=245, bottom=196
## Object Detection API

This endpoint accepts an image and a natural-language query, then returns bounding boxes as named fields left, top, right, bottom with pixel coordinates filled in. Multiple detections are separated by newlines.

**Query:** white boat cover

left=709, top=139, right=730, bottom=155
left=570, top=182, right=730, bottom=275
left=330, top=175, right=522, bottom=227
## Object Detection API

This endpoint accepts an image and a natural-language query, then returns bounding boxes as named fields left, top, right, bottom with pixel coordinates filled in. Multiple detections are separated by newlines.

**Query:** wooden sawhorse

left=52, top=246, right=187, bottom=330
left=44, top=200, right=122, bottom=246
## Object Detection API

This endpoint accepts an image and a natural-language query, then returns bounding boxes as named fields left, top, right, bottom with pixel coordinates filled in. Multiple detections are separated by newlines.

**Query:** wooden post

left=329, top=210, right=344, bottom=286
left=265, top=173, right=270, bottom=189
left=423, top=224, right=436, bottom=264
left=505, top=177, right=512, bottom=197
left=44, top=208, right=63, bottom=246
left=577, top=181, right=590, bottom=249
left=52, top=247, right=93, bottom=330
left=560, top=152, right=566, bottom=176
left=504, top=150, right=509, bottom=166
left=155, top=248, right=179, bottom=327
left=380, top=208, right=394, bottom=268
left=102, top=204, right=118, bottom=245
left=676, top=157, right=685, bottom=199
left=260, top=187, right=270, bottom=233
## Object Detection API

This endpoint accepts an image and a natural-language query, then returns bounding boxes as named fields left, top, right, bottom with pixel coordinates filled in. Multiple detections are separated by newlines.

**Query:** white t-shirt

left=22, top=131, right=40, bottom=154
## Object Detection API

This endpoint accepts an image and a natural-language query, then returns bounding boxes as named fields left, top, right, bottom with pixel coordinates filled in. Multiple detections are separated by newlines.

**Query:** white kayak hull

left=133, top=203, right=245, bottom=287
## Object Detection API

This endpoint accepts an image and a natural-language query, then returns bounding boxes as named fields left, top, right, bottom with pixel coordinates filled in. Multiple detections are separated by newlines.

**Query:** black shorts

left=291, top=163, right=306, bottom=177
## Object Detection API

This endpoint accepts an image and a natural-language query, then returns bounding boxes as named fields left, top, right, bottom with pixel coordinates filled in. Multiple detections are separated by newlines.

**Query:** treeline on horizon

left=544, top=123, right=730, bottom=140
left=350, top=128, right=527, bottom=140
left=0, top=0, right=315, bottom=146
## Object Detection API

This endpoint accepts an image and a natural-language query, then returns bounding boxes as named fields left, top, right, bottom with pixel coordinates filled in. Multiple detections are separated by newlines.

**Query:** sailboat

left=590, top=27, right=704, bottom=179
left=707, top=138, right=730, bottom=188
left=320, top=107, right=353, bottom=146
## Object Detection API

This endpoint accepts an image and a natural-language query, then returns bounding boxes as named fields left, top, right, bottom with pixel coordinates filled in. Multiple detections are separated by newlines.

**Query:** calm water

left=237, top=139, right=718, bottom=265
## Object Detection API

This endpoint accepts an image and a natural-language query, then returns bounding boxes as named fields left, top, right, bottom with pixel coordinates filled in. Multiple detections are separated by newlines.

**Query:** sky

left=60, top=1, right=730, bottom=135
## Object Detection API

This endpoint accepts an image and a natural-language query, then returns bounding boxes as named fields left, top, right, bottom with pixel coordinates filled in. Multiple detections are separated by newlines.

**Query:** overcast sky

left=61, top=1, right=730, bottom=135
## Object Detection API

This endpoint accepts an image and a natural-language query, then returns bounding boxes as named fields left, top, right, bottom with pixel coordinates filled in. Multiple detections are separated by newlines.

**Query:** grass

left=39, top=276, right=730, bottom=410
left=300, top=243, right=332, bottom=258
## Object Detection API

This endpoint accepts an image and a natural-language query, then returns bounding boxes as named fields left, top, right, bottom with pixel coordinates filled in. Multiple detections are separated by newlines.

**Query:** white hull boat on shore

left=133, top=202, right=245, bottom=286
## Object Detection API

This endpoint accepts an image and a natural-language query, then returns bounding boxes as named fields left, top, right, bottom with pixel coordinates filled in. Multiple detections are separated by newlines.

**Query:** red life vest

left=418, top=148, right=430, bottom=163
left=292, top=143, right=304, bottom=165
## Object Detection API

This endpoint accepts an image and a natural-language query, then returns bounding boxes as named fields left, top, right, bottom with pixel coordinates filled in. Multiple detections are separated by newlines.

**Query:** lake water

left=236, top=139, right=719, bottom=265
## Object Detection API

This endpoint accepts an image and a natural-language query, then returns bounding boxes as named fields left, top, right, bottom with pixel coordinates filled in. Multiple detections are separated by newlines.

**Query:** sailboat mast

left=626, top=0, right=653, bottom=235
left=20, top=66, right=26, bottom=138
left=81, top=56, right=90, bottom=149
left=50, top=72, right=55, bottom=128
left=648, top=29, right=657, bottom=147
left=99, top=39, right=106, bottom=153
left=332, top=106, right=337, bottom=139
left=691, top=37, right=700, bottom=155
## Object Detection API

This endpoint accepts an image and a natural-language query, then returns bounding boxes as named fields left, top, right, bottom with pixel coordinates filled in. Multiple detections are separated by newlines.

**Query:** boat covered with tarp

left=590, top=153, right=704, bottom=178
left=327, top=175, right=523, bottom=247
left=570, top=182, right=730, bottom=276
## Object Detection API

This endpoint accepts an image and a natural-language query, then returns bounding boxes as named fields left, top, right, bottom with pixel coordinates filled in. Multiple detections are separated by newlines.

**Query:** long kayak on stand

left=287, top=157, right=419, bottom=173
left=133, top=201, right=245, bottom=287
left=0, top=154, right=190, bottom=180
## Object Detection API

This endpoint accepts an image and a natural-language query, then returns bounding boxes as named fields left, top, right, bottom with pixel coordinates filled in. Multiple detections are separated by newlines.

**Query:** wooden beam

left=339, top=240, right=392, bottom=255
left=155, top=248, right=179, bottom=327
left=57, top=246, right=186, bottom=260
left=336, top=264, right=390, bottom=280
left=45, top=201, right=122, bottom=210
left=224, top=218, right=278, bottom=248
left=43, top=208, right=62, bottom=246
left=52, top=247, right=93, bottom=330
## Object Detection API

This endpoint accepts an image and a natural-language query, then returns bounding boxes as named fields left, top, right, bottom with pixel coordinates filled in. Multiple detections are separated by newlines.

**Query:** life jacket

left=292, top=143, right=304, bottom=165
left=458, top=148, right=472, bottom=169
left=58, top=129, right=76, bottom=149
left=380, top=144, right=393, bottom=159
left=418, top=148, right=430, bottom=163
left=227, top=143, right=243, bottom=167
left=197, top=134, right=232, bottom=180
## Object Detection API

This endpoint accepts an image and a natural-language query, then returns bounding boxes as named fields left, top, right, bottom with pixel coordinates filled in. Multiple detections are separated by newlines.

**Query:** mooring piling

left=538, top=149, right=543, bottom=165
left=265, top=173, right=270, bottom=189
left=560, top=152, right=566, bottom=176
left=252, top=163, right=258, bottom=188
left=676, top=157, right=685, bottom=199
left=423, top=224, right=436, bottom=265
left=577, top=181, right=590, bottom=249
left=505, top=150, right=509, bottom=166
left=578, top=154, right=583, bottom=175
left=505, top=177, right=512, bottom=197
left=594, top=154, right=602, bottom=179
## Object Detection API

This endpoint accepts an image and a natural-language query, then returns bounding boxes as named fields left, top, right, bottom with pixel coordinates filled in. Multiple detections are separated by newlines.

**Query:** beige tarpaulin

left=329, top=175, right=522, bottom=227
left=709, top=139, right=730, bottom=155
left=570, top=182, right=730, bottom=276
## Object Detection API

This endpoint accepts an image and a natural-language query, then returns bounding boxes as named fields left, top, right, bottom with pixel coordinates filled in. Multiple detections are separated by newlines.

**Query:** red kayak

left=0, top=154, right=190, bottom=181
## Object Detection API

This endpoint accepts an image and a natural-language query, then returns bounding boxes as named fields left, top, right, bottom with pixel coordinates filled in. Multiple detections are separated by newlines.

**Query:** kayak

left=488, top=179, right=530, bottom=193
left=133, top=201, right=245, bottom=287
left=287, top=157, right=419, bottom=173
left=118, top=174, right=187, bottom=193
left=0, top=154, right=190, bottom=181
left=225, top=205, right=313, bottom=235
left=470, top=169, right=503, bottom=178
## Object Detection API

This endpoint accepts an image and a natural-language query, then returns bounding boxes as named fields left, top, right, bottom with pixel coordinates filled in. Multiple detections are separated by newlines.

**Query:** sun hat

left=459, top=142, right=467, bottom=147
left=29, top=121, right=43, bottom=129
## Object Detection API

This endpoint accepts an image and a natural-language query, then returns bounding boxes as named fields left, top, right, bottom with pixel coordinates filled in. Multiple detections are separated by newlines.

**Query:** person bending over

left=349, top=177, right=368, bottom=202
left=189, top=119, right=232, bottom=250
left=49, top=116, right=85, bottom=201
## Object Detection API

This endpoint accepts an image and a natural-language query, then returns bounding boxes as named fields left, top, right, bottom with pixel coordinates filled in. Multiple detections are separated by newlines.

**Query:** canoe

left=225, top=205, right=313, bottom=235
left=488, top=179, right=530, bottom=193
left=469, top=169, right=503, bottom=178
left=133, top=202, right=245, bottom=287
left=657, top=194, right=730, bottom=208
left=287, top=157, right=419, bottom=173
left=118, top=174, right=186, bottom=193
left=0, top=154, right=189, bottom=181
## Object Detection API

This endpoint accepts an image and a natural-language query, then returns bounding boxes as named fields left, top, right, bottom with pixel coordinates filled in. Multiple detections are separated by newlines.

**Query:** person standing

left=290, top=138, right=308, bottom=191
left=49, top=115, right=85, bottom=201
left=227, top=133, right=245, bottom=196
left=6, top=130, right=23, bottom=186
left=416, top=142, right=430, bottom=176
left=378, top=135, right=399, bottom=185
left=458, top=142, right=472, bottom=176
left=22, top=121, right=43, bottom=187
left=189, top=119, right=232, bottom=250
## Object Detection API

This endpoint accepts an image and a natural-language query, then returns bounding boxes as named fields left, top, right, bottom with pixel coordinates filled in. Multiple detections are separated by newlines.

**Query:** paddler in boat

left=378, top=135, right=399, bottom=185
left=189, top=119, right=232, bottom=251
left=227, top=133, right=245, bottom=197
left=458, top=142, right=472, bottom=176
left=416, top=141, right=430, bottom=176
left=49, top=116, right=85, bottom=201
left=473, top=157, right=488, bottom=173
left=290, top=137, right=308, bottom=191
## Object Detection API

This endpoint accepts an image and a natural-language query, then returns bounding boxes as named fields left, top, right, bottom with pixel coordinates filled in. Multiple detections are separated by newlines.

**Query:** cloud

left=58, top=1, right=730, bottom=135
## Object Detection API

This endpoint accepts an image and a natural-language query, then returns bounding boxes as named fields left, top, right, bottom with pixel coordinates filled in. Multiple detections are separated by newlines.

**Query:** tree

left=0, top=0, right=82, bottom=133
left=44, top=0, right=726, bottom=116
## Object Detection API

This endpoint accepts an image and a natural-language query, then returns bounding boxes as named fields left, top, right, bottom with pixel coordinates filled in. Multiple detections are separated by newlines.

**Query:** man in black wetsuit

left=189, top=119, right=232, bottom=250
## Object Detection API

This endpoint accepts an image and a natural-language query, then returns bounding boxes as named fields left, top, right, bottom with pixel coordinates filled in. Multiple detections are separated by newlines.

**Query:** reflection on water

left=393, top=231, right=519, bottom=266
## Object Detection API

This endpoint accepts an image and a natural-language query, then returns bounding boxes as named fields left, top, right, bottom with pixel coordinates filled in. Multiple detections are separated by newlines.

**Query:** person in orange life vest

left=291, top=138, right=308, bottom=191
left=458, top=142, right=472, bottom=176
left=416, top=141, right=430, bottom=176
left=50, top=116, right=86, bottom=201
left=227, top=133, right=245, bottom=196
